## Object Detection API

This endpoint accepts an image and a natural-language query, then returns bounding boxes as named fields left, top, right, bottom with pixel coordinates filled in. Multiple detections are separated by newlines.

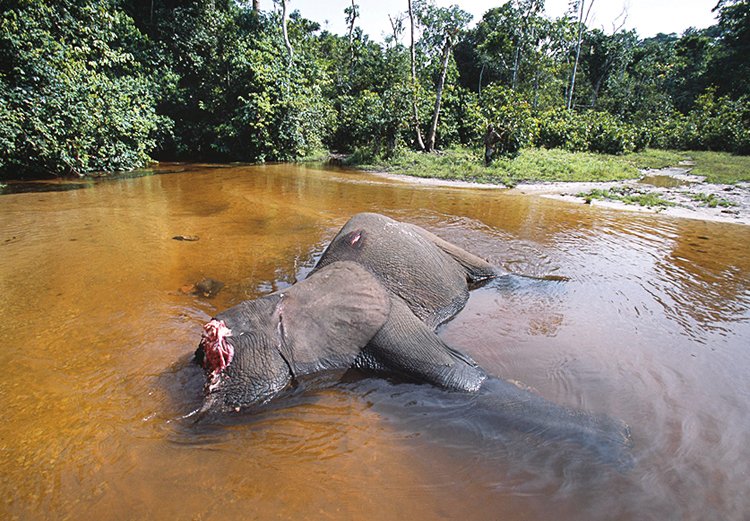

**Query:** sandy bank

left=368, top=167, right=750, bottom=226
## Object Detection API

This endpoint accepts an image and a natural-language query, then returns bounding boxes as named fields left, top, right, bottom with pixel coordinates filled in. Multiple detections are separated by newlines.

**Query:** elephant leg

left=404, top=223, right=499, bottom=284
left=357, top=297, right=486, bottom=392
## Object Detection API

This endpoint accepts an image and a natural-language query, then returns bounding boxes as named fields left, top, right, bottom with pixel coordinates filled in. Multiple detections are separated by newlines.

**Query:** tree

left=463, top=2, right=570, bottom=107
left=472, top=5, right=523, bottom=90
left=345, top=0, right=359, bottom=64
left=387, top=12, right=405, bottom=46
left=709, top=0, right=750, bottom=98
left=415, top=1, right=472, bottom=151
left=0, top=0, right=163, bottom=177
left=581, top=28, right=637, bottom=109
left=274, top=0, right=293, bottom=65
left=612, top=33, right=678, bottom=121
left=408, top=0, right=426, bottom=150
left=146, top=0, right=333, bottom=162
left=671, top=29, right=715, bottom=112
left=528, top=15, right=577, bottom=108
left=508, top=0, right=544, bottom=89
left=567, top=0, right=594, bottom=110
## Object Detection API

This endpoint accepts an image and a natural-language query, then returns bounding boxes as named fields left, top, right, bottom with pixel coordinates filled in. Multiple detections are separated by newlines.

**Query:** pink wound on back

left=347, top=229, right=365, bottom=249
left=200, top=319, right=234, bottom=376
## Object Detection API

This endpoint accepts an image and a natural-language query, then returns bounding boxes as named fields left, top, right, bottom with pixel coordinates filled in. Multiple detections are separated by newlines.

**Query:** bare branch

left=388, top=13, right=406, bottom=44
left=611, top=4, right=629, bottom=34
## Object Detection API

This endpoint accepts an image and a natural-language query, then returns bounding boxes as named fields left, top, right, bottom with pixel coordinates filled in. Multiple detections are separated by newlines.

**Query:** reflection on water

left=1, top=163, right=749, bottom=520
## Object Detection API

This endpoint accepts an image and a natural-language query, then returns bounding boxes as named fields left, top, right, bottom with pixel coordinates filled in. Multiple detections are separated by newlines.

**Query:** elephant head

left=196, top=261, right=391, bottom=413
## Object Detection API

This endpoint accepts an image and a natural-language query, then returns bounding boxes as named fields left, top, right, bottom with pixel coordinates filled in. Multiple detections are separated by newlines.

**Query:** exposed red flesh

left=200, top=319, right=234, bottom=377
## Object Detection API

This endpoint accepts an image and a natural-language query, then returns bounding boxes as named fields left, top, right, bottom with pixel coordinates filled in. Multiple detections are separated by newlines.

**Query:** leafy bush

left=652, top=90, right=750, bottom=154
left=585, top=112, right=636, bottom=154
left=0, top=0, right=163, bottom=177
left=649, top=113, right=688, bottom=149
left=687, top=90, right=750, bottom=154
left=536, top=108, right=587, bottom=151
left=479, top=84, right=535, bottom=157
left=332, top=86, right=409, bottom=157
left=219, top=67, right=335, bottom=162
left=535, top=108, right=647, bottom=154
left=433, top=85, right=484, bottom=149
left=0, top=89, right=20, bottom=170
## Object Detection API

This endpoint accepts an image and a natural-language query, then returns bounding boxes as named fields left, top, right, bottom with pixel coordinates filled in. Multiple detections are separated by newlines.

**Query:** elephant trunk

left=477, top=377, right=634, bottom=469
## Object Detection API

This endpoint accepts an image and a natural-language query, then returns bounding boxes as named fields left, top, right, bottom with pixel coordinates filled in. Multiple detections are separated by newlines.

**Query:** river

left=1, top=163, right=749, bottom=520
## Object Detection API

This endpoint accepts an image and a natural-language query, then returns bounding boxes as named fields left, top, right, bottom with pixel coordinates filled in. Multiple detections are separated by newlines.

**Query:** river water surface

left=1, top=163, right=749, bottom=520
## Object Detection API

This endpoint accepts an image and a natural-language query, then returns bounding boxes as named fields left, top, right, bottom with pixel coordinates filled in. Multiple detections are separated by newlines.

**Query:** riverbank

left=511, top=168, right=750, bottom=225
left=352, top=148, right=750, bottom=225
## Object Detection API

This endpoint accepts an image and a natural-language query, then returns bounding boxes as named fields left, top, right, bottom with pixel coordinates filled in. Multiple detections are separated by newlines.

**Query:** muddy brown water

left=1, top=163, right=749, bottom=520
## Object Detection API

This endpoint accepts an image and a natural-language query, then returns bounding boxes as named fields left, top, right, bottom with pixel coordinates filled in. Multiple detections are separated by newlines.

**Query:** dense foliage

left=1, top=0, right=748, bottom=178
left=0, top=0, right=163, bottom=175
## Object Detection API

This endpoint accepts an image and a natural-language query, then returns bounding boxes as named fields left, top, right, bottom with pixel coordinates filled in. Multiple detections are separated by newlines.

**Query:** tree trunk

left=281, top=0, right=293, bottom=66
left=590, top=71, right=606, bottom=108
left=426, top=34, right=452, bottom=152
left=348, top=0, right=356, bottom=45
left=347, top=0, right=358, bottom=66
left=567, top=0, right=594, bottom=110
left=408, top=0, right=425, bottom=151
left=252, top=0, right=260, bottom=11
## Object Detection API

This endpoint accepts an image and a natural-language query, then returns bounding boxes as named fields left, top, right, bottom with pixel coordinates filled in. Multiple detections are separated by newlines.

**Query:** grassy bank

left=577, top=187, right=675, bottom=208
left=688, top=151, right=750, bottom=184
left=347, top=147, right=750, bottom=186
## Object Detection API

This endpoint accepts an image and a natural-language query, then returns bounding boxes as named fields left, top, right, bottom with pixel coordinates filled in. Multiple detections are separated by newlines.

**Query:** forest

left=1, top=0, right=748, bottom=178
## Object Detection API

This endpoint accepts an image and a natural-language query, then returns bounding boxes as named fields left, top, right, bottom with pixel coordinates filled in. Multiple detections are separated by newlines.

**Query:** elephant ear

left=273, top=261, right=391, bottom=374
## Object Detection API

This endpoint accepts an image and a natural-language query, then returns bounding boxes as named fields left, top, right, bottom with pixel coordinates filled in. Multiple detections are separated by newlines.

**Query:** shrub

left=536, top=108, right=586, bottom=151
left=479, top=84, right=536, bottom=157
left=330, top=83, right=409, bottom=158
left=651, top=90, right=750, bottom=154
left=436, top=86, right=484, bottom=149
left=0, top=0, right=163, bottom=177
left=535, top=108, right=646, bottom=155
left=584, top=112, right=636, bottom=154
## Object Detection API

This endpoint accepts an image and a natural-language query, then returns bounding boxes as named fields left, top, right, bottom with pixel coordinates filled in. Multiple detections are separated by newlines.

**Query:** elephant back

left=313, top=213, right=470, bottom=329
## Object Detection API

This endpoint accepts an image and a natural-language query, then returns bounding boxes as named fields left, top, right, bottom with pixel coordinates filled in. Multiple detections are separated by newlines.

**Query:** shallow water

left=638, top=174, right=693, bottom=188
left=1, top=163, right=749, bottom=520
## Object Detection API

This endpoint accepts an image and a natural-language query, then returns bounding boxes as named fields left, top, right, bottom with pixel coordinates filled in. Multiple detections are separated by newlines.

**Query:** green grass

left=619, top=149, right=692, bottom=170
left=687, top=151, right=750, bottom=184
left=577, top=186, right=675, bottom=208
left=353, top=147, right=644, bottom=186
left=299, top=147, right=331, bottom=163
left=347, top=146, right=750, bottom=186
left=689, top=191, right=737, bottom=208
